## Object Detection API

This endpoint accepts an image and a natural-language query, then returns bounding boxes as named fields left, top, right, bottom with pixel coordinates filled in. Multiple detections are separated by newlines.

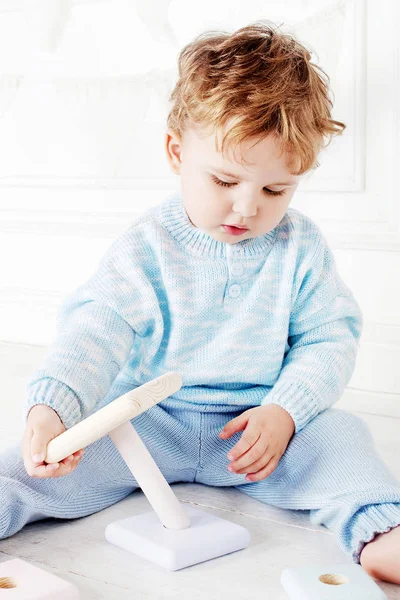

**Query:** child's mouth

left=222, top=225, right=249, bottom=236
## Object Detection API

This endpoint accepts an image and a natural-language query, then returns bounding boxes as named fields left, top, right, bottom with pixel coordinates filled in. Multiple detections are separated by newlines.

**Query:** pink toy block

left=0, top=558, right=79, bottom=599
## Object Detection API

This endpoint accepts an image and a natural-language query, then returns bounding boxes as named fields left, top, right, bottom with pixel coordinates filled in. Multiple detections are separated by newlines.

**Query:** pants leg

left=195, top=407, right=400, bottom=562
left=0, top=383, right=200, bottom=540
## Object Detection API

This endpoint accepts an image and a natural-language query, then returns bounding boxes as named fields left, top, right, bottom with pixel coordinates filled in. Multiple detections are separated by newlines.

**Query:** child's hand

left=21, top=404, right=85, bottom=478
left=218, top=404, right=295, bottom=482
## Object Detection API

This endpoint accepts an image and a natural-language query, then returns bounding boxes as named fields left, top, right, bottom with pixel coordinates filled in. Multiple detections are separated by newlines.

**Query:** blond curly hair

left=167, top=21, right=345, bottom=175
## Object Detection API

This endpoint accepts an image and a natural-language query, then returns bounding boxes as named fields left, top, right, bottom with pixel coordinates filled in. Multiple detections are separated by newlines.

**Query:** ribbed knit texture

left=24, top=191, right=363, bottom=432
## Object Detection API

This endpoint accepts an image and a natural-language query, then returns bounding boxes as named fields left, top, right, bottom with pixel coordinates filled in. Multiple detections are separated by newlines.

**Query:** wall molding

left=0, top=176, right=176, bottom=189
left=337, top=388, right=400, bottom=419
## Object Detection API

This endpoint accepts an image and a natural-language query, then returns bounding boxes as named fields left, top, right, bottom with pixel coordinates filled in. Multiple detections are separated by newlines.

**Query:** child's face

left=165, top=124, right=301, bottom=244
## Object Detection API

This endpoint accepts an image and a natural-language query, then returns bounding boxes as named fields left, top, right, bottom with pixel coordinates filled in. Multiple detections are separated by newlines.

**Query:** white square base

left=281, top=563, right=387, bottom=599
left=105, top=505, right=250, bottom=571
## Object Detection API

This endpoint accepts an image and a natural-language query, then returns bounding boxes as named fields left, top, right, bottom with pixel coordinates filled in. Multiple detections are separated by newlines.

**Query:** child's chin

left=213, top=230, right=250, bottom=244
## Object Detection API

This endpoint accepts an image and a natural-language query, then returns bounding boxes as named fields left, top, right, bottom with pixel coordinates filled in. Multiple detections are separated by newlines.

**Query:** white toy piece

left=105, top=504, right=250, bottom=571
left=0, top=558, right=79, bottom=599
left=281, top=563, right=387, bottom=599
left=45, top=371, right=251, bottom=570
left=45, top=372, right=182, bottom=464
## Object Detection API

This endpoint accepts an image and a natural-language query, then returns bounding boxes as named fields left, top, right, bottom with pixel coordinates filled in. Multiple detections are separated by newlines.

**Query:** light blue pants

left=1, top=381, right=400, bottom=562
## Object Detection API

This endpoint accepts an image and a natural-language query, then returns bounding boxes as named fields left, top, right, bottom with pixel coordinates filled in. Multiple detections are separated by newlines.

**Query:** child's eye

left=210, top=175, right=285, bottom=197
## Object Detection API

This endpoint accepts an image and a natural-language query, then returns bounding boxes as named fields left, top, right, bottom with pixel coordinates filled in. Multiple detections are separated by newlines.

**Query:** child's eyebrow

left=207, top=166, right=297, bottom=186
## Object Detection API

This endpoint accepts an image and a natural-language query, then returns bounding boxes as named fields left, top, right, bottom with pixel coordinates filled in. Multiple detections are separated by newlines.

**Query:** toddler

left=2, top=21, right=400, bottom=584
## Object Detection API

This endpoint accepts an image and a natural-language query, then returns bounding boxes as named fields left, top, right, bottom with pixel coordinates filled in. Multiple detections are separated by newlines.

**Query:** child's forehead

left=183, top=124, right=299, bottom=180
left=184, top=121, right=279, bottom=155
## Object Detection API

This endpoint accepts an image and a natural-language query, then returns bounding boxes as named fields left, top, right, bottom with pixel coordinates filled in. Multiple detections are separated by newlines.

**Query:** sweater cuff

left=24, top=378, right=82, bottom=430
left=261, top=380, right=321, bottom=432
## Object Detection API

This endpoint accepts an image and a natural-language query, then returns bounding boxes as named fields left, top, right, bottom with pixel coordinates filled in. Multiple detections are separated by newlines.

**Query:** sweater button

left=228, top=284, right=241, bottom=298
left=231, top=263, right=244, bottom=276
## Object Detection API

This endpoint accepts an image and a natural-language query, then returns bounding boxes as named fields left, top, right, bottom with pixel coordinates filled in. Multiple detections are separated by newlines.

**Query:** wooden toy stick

left=45, top=372, right=182, bottom=464
left=109, top=421, right=191, bottom=530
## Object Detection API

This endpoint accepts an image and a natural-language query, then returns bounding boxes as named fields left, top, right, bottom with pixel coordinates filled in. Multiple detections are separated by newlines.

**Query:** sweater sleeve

left=261, top=227, right=363, bottom=432
left=24, top=226, right=148, bottom=429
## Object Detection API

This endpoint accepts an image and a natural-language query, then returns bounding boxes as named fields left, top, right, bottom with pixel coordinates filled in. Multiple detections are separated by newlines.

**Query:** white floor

left=0, top=342, right=399, bottom=599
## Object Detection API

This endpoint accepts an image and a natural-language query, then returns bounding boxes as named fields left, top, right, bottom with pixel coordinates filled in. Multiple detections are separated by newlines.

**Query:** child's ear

left=165, top=129, right=183, bottom=175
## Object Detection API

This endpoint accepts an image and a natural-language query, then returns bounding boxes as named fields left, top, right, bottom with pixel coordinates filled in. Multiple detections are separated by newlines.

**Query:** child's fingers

left=49, top=450, right=85, bottom=478
left=60, top=451, right=84, bottom=468
left=28, top=462, right=60, bottom=478
left=29, top=450, right=85, bottom=479
left=48, top=449, right=84, bottom=467
left=21, top=428, right=55, bottom=477
left=219, top=412, right=249, bottom=439
left=228, top=436, right=267, bottom=472
left=62, top=449, right=85, bottom=466
left=73, top=449, right=85, bottom=458
left=244, top=457, right=279, bottom=482
left=233, top=449, right=274, bottom=475
left=30, top=430, right=48, bottom=465
left=227, top=424, right=262, bottom=462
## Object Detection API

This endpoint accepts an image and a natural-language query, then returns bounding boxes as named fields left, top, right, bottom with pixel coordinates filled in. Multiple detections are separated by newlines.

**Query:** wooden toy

left=45, top=371, right=250, bottom=570
left=281, top=563, right=387, bottom=599
left=0, top=558, right=79, bottom=599
left=45, top=372, right=183, bottom=464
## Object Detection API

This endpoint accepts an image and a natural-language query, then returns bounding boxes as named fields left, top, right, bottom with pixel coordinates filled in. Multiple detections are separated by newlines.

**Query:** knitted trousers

left=1, top=381, right=400, bottom=562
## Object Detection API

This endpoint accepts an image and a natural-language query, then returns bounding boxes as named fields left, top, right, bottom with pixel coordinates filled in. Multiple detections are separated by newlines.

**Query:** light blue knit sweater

left=25, top=191, right=363, bottom=432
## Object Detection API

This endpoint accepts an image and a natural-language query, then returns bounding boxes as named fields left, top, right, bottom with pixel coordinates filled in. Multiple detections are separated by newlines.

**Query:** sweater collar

left=158, top=191, right=278, bottom=259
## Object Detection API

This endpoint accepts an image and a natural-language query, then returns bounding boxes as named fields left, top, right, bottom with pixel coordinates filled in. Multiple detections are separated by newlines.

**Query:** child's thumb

left=30, top=431, right=48, bottom=464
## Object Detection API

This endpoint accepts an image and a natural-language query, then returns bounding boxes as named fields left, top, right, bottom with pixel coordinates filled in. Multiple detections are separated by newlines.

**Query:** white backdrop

left=0, top=0, right=399, bottom=417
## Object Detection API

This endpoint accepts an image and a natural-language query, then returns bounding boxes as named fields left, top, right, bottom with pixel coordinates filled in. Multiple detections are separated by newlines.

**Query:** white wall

left=0, top=0, right=399, bottom=417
